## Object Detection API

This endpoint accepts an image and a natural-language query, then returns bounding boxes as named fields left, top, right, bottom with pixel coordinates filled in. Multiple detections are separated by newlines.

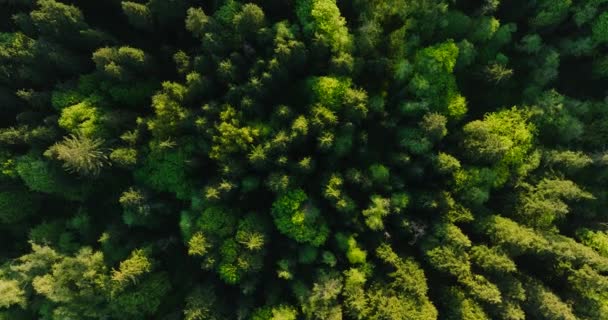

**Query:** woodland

left=1, top=0, right=608, bottom=319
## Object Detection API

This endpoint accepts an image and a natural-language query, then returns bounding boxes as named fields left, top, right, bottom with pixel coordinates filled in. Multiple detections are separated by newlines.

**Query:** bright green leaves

left=183, top=204, right=268, bottom=285
left=463, top=107, right=535, bottom=171
left=210, top=105, right=259, bottom=161
left=336, top=233, right=367, bottom=264
left=516, top=178, right=594, bottom=229
left=121, top=2, right=152, bottom=30
left=185, top=7, right=209, bottom=39
left=252, top=305, right=299, bottom=320
left=92, top=46, right=150, bottom=81
left=469, top=245, right=516, bottom=274
left=308, top=76, right=368, bottom=128
left=578, top=229, right=608, bottom=257
left=478, top=215, right=608, bottom=271
left=324, top=174, right=356, bottom=213
left=309, top=76, right=351, bottom=111
left=300, top=273, right=344, bottom=319
left=341, top=244, right=438, bottom=320
left=0, top=278, right=26, bottom=309
left=271, top=189, right=329, bottom=246
left=410, top=41, right=467, bottom=119
left=30, top=0, right=88, bottom=41
left=361, top=195, right=391, bottom=231
left=58, top=98, right=104, bottom=137
left=147, top=81, right=190, bottom=138
left=196, top=206, right=236, bottom=241
left=234, top=3, right=266, bottom=37
left=0, top=244, right=167, bottom=319
left=296, top=0, right=352, bottom=54
left=424, top=223, right=503, bottom=305
left=111, top=249, right=152, bottom=289
left=1, top=0, right=608, bottom=318
left=441, top=287, right=489, bottom=320
left=523, top=279, right=576, bottom=320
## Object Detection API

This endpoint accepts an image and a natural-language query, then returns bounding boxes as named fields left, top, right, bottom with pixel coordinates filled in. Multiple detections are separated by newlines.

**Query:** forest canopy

left=1, top=0, right=608, bottom=319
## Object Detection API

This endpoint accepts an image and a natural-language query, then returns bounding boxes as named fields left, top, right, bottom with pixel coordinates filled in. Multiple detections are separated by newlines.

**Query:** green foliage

left=578, top=229, right=608, bottom=257
left=109, top=273, right=170, bottom=319
left=146, top=82, right=190, bottom=138
left=92, top=46, right=149, bottom=81
left=0, top=186, right=39, bottom=224
left=271, top=189, right=329, bottom=246
left=30, top=0, right=88, bottom=41
left=110, top=147, right=137, bottom=167
left=368, top=164, right=389, bottom=185
left=1, top=1, right=608, bottom=319
left=58, top=98, right=104, bottom=137
left=16, top=154, right=88, bottom=201
left=309, top=76, right=351, bottom=111
left=121, top=2, right=152, bottom=30
left=531, top=0, right=572, bottom=28
left=410, top=41, right=466, bottom=119
left=0, top=279, right=26, bottom=309
left=44, top=133, right=107, bottom=176
left=442, top=287, right=489, bottom=320
left=362, top=195, right=391, bottom=230
left=524, top=279, right=576, bottom=320
left=336, top=233, right=367, bottom=264
left=111, top=249, right=152, bottom=289
left=339, top=244, right=440, bottom=320
left=296, top=0, right=352, bottom=53
left=593, top=11, right=608, bottom=43
left=134, top=141, right=194, bottom=200
left=517, top=178, right=594, bottom=229
left=463, top=107, right=535, bottom=171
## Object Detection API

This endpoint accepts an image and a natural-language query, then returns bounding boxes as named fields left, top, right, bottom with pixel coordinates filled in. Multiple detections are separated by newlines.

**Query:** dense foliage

left=1, top=0, right=608, bottom=319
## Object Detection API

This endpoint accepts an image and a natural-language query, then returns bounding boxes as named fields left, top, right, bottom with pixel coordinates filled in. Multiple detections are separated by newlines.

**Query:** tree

left=462, top=107, right=535, bottom=172
left=16, top=154, right=89, bottom=201
left=531, top=0, right=571, bottom=28
left=362, top=195, right=391, bottom=231
left=110, top=249, right=152, bottom=290
left=340, top=244, right=438, bottom=320
left=336, top=233, right=367, bottom=264
left=309, top=76, right=351, bottom=111
left=134, top=140, right=195, bottom=200
left=121, top=2, right=152, bottom=30
left=577, top=229, right=608, bottom=257
left=301, top=273, right=343, bottom=320
left=30, top=0, right=88, bottom=43
left=296, top=0, right=352, bottom=53
left=0, top=186, right=39, bottom=224
left=234, top=4, right=266, bottom=37
left=44, top=133, right=107, bottom=176
left=441, top=287, right=489, bottom=320
left=592, top=11, right=608, bottom=44
left=92, top=46, right=150, bottom=81
left=409, top=41, right=467, bottom=119
left=57, top=98, right=104, bottom=137
left=185, top=7, right=209, bottom=39
left=516, top=178, right=594, bottom=229
left=271, top=189, right=329, bottom=246
left=523, top=279, right=576, bottom=320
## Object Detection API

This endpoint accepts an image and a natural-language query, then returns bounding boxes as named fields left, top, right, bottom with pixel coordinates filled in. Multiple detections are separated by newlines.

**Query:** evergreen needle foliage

left=1, top=0, right=608, bottom=319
